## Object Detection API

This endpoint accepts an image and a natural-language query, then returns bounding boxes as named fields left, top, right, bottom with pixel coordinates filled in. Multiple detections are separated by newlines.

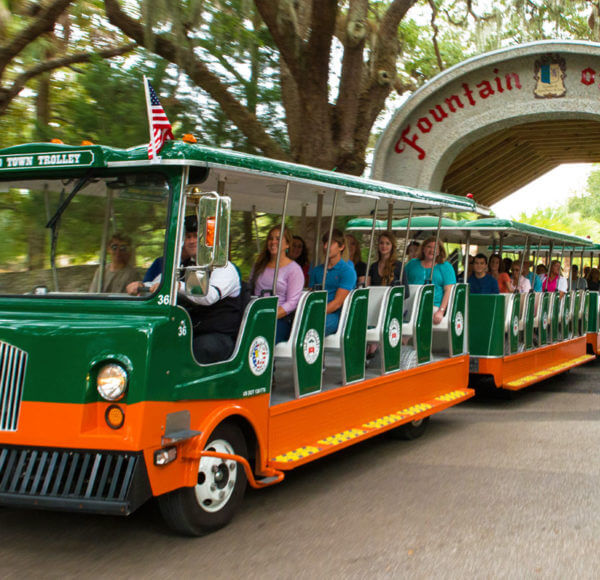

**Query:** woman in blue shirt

left=405, top=236, right=456, bottom=325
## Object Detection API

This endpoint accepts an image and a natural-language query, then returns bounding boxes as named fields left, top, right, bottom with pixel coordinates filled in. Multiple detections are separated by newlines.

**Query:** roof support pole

left=364, top=199, right=380, bottom=288
left=518, top=236, right=528, bottom=294
left=399, top=203, right=414, bottom=285
left=314, top=193, right=324, bottom=267
left=463, top=231, right=471, bottom=284
left=273, top=181, right=290, bottom=295
left=322, top=191, right=339, bottom=288
left=429, top=207, right=443, bottom=283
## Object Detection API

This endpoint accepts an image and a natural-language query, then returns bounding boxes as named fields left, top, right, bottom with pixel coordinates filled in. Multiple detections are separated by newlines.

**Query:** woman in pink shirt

left=251, top=226, right=305, bottom=343
left=542, top=260, right=568, bottom=298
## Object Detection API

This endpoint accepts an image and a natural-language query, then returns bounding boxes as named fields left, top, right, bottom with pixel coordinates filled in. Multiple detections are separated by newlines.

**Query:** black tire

left=158, top=423, right=248, bottom=536
left=390, top=416, right=430, bottom=440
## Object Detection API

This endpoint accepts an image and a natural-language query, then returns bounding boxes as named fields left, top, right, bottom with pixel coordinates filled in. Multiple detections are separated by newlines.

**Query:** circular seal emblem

left=512, top=315, right=519, bottom=336
left=542, top=312, right=548, bottom=330
left=248, top=336, right=269, bottom=376
left=388, top=318, right=401, bottom=348
left=454, top=311, right=464, bottom=337
left=302, top=329, right=321, bottom=365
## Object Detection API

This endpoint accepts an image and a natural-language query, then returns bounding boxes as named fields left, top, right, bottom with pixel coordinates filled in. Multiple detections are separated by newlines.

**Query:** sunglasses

left=110, top=244, right=130, bottom=251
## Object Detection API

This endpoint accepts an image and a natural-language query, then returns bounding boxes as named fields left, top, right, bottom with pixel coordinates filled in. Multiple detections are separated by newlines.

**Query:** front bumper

left=0, top=444, right=152, bottom=516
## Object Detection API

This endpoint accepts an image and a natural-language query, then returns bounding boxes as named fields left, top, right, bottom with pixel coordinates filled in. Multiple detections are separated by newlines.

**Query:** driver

left=127, top=215, right=198, bottom=294
left=127, top=215, right=242, bottom=364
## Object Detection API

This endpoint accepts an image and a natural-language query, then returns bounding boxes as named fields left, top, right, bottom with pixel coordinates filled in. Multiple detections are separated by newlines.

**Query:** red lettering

left=493, top=69, right=504, bottom=93
left=394, top=125, right=426, bottom=159
left=429, top=105, right=448, bottom=123
left=463, top=83, right=476, bottom=106
left=476, top=80, right=495, bottom=99
left=417, top=117, right=433, bottom=133
left=505, top=72, right=521, bottom=90
left=581, top=67, right=595, bottom=86
left=444, top=94, right=464, bottom=113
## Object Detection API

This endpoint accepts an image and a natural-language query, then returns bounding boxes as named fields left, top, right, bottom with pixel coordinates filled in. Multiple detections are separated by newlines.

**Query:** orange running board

left=269, top=389, right=473, bottom=469
left=503, top=354, right=595, bottom=391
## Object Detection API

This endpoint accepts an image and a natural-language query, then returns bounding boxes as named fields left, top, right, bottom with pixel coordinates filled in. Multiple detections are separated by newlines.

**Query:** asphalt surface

left=1, top=360, right=599, bottom=579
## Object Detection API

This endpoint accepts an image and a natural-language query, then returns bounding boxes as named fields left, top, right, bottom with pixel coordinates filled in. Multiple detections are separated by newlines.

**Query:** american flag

left=144, top=77, right=174, bottom=159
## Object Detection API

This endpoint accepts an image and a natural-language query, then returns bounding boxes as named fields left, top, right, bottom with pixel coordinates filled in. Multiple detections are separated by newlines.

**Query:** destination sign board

left=0, top=150, right=95, bottom=171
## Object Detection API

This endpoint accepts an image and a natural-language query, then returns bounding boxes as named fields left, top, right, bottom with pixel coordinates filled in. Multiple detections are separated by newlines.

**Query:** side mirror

left=196, top=193, right=231, bottom=268
left=185, top=269, right=209, bottom=296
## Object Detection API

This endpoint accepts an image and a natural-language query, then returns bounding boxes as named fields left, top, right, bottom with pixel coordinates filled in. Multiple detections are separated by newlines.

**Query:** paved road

left=1, top=361, right=599, bottom=579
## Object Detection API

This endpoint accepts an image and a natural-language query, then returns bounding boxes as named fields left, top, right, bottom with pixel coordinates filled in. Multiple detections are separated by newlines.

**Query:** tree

left=0, top=0, right=135, bottom=119
left=568, top=165, right=600, bottom=220
left=103, top=0, right=600, bottom=177
left=104, top=0, right=424, bottom=175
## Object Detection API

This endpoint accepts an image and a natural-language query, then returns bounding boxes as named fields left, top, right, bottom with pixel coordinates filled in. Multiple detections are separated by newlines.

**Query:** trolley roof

left=0, top=141, right=478, bottom=216
left=346, top=216, right=592, bottom=248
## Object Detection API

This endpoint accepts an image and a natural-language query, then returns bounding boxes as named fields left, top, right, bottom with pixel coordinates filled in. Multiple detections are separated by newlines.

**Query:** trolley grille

left=0, top=446, right=151, bottom=514
left=0, top=341, right=27, bottom=431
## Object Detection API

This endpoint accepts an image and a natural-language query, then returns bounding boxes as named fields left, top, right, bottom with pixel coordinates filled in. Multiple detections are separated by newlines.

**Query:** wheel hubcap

left=195, top=438, right=238, bottom=513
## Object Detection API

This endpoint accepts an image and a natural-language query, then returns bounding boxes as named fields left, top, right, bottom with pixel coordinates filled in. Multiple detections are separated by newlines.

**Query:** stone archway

left=372, top=41, right=600, bottom=206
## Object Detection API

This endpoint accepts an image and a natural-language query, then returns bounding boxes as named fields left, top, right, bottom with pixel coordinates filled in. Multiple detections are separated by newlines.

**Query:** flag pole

left=143, top=76, right=156, bottom=162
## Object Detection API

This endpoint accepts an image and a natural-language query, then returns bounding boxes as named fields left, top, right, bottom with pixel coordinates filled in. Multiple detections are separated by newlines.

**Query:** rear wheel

left=390, top=416, right=430, bottom=440
left=158, top=423, right=248, bottom=536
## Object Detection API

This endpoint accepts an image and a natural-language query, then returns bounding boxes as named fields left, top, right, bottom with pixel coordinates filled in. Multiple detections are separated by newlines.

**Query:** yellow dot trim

left=273, top=446, right=321, bottom=463
left=318, top=428, right=365, bottom=446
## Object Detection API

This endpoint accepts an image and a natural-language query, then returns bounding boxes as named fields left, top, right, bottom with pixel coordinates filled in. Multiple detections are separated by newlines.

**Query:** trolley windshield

left=0, top=171, right=170, bottom=297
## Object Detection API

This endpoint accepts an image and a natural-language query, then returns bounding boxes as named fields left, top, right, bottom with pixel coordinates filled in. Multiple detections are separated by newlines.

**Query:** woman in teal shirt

left=405, top=236, right=456, bottom=325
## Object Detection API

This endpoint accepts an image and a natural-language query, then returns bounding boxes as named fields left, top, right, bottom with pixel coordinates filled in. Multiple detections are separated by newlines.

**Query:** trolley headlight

left=96, top=363, right=128, bottom=401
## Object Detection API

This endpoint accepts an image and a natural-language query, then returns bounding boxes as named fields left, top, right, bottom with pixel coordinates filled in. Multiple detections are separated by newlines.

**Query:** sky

left=490, top=163, right=594, bottom=218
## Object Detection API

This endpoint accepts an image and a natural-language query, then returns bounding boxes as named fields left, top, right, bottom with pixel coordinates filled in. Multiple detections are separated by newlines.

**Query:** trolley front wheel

left=158, top=423, right=248, bottom=536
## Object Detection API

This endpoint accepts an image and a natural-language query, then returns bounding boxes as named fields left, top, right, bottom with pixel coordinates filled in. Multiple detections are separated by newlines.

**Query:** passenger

left=367, top=231, right=410, bottom=291
left=406, top=240, right=420, bottom=261
left=89, top=233, right=138, bottom=293
left=523, top=260, right=542, bottom=292
left=366, top=232, right=410, bottom=359
left=510, top=262, right=531, bottom=293
left=289, top=235, right=310, bottom=286
left=467, top=254, right=499, bottom=294
left=542, top=260, right=568, bottom=298
left=457, top=254, right=474, bottom=281
left=571, top=264, right=587, bottom=290
left=345, top=233, right=366, bottom=285
left=405, top=236, right=456, bottom=325
left=536, top=263, right=547, bottom=278
left=489, top=254, right=512, bottom=293
left=587, top=267, right=600, bottom=291
left=583, top=265, right=591, bottom=280
left=250, top=226, right=304, bottom=343
left=309, top=229, right=357, bottom=335
left=140, top=215, right=197, bottom=285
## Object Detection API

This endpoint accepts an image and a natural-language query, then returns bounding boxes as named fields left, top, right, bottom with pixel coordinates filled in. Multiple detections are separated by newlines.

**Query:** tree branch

left=0, top=0, right=74, bottom=78
left=0, top=43, right=137, bottom=116
left=428, top=0, right=444, bottom=71
left=104, top=0, right=290, bottom=161
left=254, top=0, right=306, bottom=85
left=335, top=0, right=368, bottom=154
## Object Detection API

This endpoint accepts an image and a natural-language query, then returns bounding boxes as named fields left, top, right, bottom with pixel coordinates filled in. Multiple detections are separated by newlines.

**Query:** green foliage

left=517, top=206, right=600, bottom=240
left=568, top=166, right=600, bottom=220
